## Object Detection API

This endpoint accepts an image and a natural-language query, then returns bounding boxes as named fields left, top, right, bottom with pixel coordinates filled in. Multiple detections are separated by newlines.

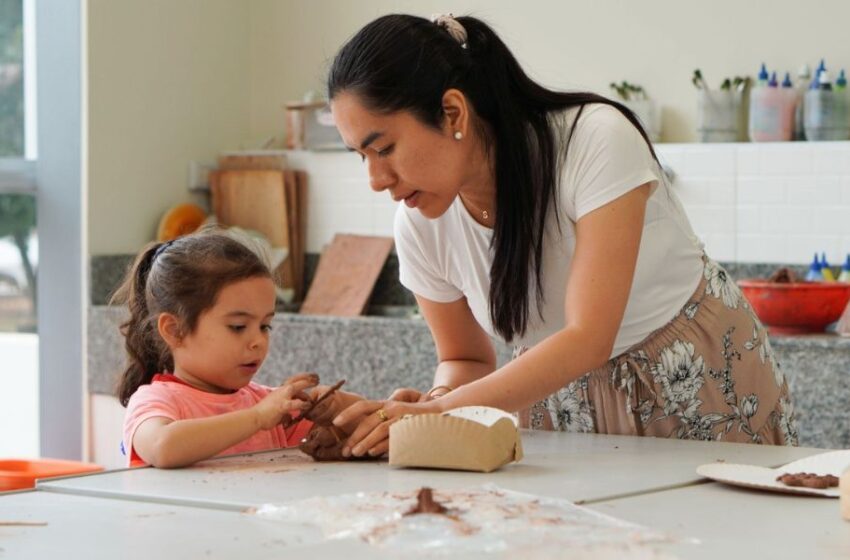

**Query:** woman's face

left=331, top=91, right=474, bottom=219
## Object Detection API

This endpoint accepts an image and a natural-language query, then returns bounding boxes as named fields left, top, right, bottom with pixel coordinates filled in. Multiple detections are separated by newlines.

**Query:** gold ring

left=376, top=408, right=389, bottom=422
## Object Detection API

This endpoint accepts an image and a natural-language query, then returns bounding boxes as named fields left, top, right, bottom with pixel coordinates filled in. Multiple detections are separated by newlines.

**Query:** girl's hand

left=332, top=399, right=436, bottom=458
left=306, top=386, right=364, bottom=426
left=254, top=373, right=318, bottom=430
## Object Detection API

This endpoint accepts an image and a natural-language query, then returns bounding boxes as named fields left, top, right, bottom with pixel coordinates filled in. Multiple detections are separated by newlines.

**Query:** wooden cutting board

left=210, top=169, right=293, bottom=291
left=283, top=170, right=308, bottom=301
left=300, top=234, right=394, bottom=316
left=217, top=153, right=287, bottom=171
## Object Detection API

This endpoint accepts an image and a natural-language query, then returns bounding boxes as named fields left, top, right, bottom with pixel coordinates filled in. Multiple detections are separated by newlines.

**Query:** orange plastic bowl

left=738, top=280, right=850, bottom=335
left=0, top=458, right=103, bottom=491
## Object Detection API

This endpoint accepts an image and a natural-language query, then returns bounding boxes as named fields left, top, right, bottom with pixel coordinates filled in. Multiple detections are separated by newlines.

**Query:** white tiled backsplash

left=286, top=142, right=850, bottom=264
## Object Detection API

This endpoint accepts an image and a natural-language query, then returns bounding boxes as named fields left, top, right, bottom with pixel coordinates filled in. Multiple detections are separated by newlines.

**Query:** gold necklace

left=460, top=193, right=491, bottom=222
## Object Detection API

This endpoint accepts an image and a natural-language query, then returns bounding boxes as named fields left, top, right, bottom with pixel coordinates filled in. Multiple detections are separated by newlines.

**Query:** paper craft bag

left=389, top=406, right=523, bottom=473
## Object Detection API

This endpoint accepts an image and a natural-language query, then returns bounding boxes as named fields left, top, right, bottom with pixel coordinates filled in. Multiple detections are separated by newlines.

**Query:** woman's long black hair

left=328, top=14, right=657, bottom=342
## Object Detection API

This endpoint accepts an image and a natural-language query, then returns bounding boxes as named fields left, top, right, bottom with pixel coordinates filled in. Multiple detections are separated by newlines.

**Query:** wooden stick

left=303, top=379, right=346, bottom=417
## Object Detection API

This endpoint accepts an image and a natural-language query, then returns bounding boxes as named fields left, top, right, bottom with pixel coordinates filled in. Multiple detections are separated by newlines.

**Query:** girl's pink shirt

left=122, top=374, right=313, bottom=467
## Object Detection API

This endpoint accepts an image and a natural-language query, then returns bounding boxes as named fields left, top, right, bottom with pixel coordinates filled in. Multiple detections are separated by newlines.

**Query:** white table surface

left=589, top=482, right=850, bottom=559
left=0, top=490, right=346, bottom=560
left=38, top=431, right=823, bottom=511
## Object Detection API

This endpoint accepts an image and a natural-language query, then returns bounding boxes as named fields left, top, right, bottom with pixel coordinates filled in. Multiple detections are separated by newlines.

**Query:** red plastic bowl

left=738, top=280, right=850, bottom=335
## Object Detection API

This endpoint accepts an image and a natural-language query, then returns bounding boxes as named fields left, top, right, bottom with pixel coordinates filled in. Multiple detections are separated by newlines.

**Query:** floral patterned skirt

left=519, top=257, right=799, bottom=445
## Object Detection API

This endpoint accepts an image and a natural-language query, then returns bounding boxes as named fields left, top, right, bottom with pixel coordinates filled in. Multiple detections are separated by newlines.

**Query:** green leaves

left=609, top=80, right=647, bottom=101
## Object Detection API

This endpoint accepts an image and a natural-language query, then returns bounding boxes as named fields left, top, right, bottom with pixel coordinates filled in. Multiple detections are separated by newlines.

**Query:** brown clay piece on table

left=404, top=487, right=449, bottom=516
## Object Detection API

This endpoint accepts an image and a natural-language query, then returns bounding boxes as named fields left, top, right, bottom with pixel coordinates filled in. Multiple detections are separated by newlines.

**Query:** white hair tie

left=430, top=13, right=468, bottom=49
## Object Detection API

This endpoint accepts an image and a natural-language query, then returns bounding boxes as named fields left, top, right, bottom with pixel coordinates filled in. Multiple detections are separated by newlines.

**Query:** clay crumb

left=404, top=487, right=449, bottom=516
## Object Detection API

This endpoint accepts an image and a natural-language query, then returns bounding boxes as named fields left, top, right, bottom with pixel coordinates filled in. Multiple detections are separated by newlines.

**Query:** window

left=0, top=0, right=38, bottom=457
left=0, top=0, right=36, bottom=334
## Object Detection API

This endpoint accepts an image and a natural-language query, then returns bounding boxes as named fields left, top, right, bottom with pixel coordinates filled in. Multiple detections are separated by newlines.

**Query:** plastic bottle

left=805, top=253, right=824, bottom=281
left=750, top=68, right=798, bottom=141
left=781, top=72, right=793, bottom=88
left=836, top=70, right=847, bottom=91
left=804, top=66, right=850, bottom=140
left=810, top=59, right=827, bottom=89
left=757, top=63, right=770, bottom=87
left=821, top=253, right=835, bottom=281
left=798, top=64, right=812, bottom=88
left=819, top=70, right=833, bottom=91
left=795, top=64, right=811, bottom=140
left=839, top=254, right=850, bottom=283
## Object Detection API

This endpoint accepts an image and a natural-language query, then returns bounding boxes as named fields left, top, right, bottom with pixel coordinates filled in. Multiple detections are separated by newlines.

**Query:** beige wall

left=247, top=0, right=850, bottom=146
left=88, top=0, right=252, bottom=254
left=89, top=0, right=850, bottom=254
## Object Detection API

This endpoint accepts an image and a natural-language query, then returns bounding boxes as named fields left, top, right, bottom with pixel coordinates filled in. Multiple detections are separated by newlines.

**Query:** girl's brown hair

left=112, top=229, right=273, bottom=406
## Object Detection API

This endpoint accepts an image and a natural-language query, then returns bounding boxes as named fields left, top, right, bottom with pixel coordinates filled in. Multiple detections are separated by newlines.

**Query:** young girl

left=114, top=229, right=358, bottom=468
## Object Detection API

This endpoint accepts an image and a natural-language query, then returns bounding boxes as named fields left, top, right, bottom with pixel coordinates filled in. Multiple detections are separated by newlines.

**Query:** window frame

left=31, top=0, right=85, bottom=460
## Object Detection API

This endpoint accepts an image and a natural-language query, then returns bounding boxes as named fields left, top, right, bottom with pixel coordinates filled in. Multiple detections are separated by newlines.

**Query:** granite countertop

left=88, top=255, right=850, bottom=448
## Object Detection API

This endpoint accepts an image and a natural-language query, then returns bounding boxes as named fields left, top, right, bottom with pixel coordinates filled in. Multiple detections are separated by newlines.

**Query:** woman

left=328, top=13, right=798, bottom=458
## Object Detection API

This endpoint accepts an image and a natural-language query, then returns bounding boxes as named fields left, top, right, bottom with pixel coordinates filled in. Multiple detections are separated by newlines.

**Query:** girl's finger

left=286, top=372, right=319, bottom=386
left=284, top=399, right=310, bottom=411
left=286, top=379, right=319, bottom=396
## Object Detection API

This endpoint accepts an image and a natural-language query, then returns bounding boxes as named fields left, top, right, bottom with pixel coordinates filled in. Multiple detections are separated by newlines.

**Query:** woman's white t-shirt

left=395, top=104, right=704, bottom=357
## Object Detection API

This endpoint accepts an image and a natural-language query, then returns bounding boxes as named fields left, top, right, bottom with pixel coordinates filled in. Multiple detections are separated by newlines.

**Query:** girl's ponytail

left=112, top=242, right=172, bottom=406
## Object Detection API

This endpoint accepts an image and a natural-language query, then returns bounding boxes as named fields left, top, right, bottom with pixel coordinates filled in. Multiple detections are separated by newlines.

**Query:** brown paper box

left=389, top=406, right=523, bottom=473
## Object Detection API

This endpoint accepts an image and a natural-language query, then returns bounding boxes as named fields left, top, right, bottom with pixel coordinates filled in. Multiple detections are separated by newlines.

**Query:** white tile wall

left=286, top=143, right=850, bottom=265
left=660, top=142, right=850, bottom=264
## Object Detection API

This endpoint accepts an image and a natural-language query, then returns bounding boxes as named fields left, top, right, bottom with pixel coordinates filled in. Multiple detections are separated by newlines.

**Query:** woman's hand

left=254, top=373, right=318, bottom=430
left=332, top=399, right=438, bottom=458
left=387, top=387, right=426, bottom=403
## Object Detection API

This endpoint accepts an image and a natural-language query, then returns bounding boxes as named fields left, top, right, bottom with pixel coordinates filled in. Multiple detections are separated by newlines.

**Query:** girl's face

left=167, top=276, right=276, bottom=394
left=331, top=91, right=475, bottom=219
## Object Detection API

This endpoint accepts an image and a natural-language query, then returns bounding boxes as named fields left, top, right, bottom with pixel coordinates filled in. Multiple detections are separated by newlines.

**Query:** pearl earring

left=454, top=131, right=463, bottom=140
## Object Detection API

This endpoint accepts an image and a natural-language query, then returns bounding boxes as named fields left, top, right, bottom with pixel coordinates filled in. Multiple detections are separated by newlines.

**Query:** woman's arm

left=430, top=183, right=652, bottom=412
left=386, top=295, right=497, bottom=402
left=422, top=294, right=499, bottom=390
left=132, top=374, right=318, bottom=468
left=335, top=184, right=652, bottom=456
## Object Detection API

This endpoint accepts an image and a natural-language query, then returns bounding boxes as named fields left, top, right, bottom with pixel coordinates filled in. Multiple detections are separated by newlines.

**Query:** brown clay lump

left=299, top=424, right=348, bottom=461
left=776, top=472, right=839, bottom=489
left=298, top=380, right=370, bottom=462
